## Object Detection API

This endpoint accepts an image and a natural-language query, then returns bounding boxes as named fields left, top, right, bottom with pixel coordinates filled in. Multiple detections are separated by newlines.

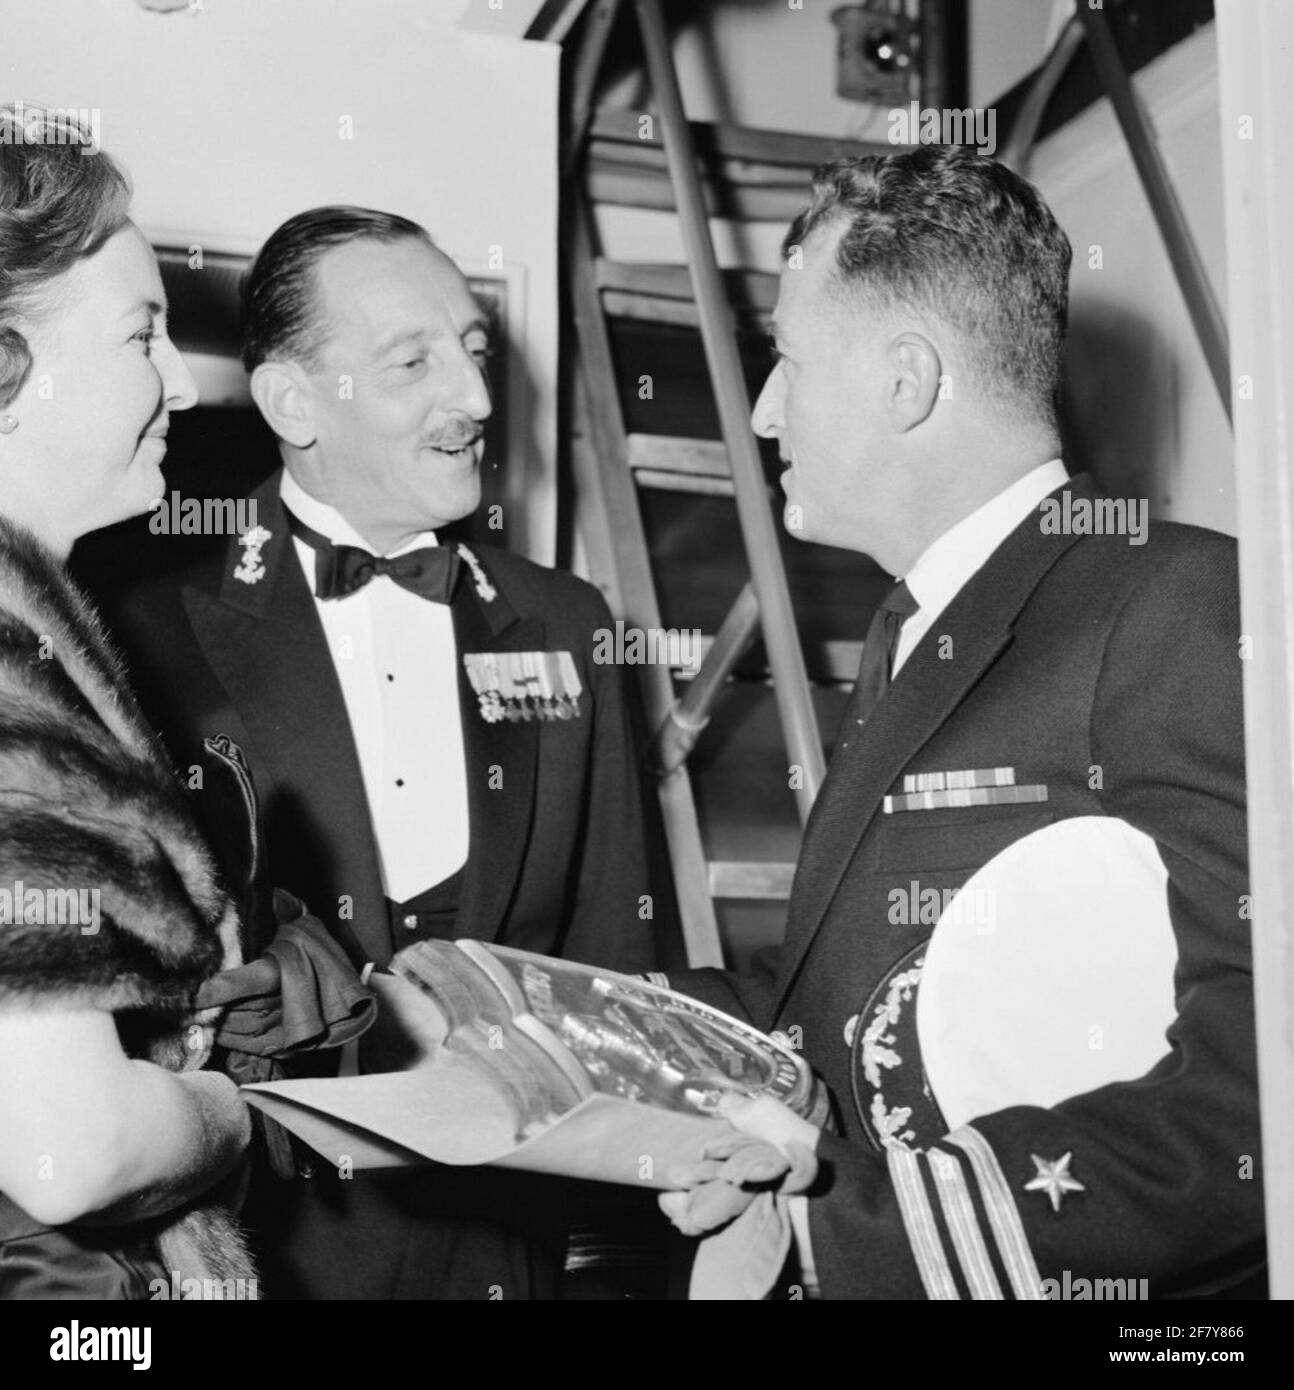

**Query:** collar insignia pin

left=456, top=543, right=496, bottom=603
left=1024, top=1151, right=1085, bottom=1213
left=234, top=525, right=273, bottom=585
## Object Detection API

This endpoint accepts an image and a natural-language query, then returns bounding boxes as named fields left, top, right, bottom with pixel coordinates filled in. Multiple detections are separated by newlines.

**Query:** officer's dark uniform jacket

left=678, top=474, right=1262, bottom=1300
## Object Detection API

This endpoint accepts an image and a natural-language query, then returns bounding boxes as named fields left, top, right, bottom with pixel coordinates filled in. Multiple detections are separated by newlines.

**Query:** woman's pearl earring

left=0, top=414, right=18, bottom=435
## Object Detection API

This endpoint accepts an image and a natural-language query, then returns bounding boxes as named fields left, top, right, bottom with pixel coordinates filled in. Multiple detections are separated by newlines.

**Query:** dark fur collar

left=0, top=515, right=238, bottom=1019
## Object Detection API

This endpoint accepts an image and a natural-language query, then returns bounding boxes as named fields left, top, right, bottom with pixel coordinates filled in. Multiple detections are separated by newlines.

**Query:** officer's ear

left=249, top=360, right=317, bottom=450
left=886, top=331, right=942, bottom=432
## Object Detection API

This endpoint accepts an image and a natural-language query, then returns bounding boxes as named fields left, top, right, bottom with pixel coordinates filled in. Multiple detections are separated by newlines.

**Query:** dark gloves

left=194, top=888, right=376, bottom=1060
left=193, top=889, right=377, bottom=1181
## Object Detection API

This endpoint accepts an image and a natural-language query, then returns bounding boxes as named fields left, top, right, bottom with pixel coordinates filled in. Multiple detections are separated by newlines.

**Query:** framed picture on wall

left=456, top=258, right=530, bottom=548
left=151, top=240, right=258, bottom=408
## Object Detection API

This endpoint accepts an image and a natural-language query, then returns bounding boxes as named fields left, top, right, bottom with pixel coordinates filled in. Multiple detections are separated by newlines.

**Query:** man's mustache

left=424, top=422, right=483, bottom=451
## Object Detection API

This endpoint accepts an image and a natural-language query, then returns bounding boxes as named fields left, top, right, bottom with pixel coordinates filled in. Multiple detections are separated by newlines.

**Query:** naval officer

left=662, top=146, right=1261, bottom=1301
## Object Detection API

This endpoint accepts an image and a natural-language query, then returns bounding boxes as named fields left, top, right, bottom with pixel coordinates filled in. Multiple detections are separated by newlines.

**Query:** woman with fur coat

left=0, top=105, right=254, bottom=1298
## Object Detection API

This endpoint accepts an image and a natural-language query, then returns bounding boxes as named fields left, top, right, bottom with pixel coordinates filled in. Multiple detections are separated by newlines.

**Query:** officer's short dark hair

left=784, top=145, right=1072, bottom=424
left=241, top=204, right=432, bottom=372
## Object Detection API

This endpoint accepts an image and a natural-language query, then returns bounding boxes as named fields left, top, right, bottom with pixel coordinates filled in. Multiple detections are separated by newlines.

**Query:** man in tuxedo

left=108, top=206, right=661, bottom=1299
left=664, top=146, right=1262, bottom=1298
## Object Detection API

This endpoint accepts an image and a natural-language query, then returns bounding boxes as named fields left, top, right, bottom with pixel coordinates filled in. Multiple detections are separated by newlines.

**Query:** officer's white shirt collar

left=893, top=458, right=1069, bottom=675
left=279, top=468, right=440, bottom=556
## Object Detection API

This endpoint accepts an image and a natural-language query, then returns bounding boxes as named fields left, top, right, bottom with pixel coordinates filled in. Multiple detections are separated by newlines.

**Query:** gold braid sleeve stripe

left=886, top=1143, right=959, bottom=1299
left=946, top=1125, right=1045, bottom=1300
left=927, top=1146, right=1005, bottom=1299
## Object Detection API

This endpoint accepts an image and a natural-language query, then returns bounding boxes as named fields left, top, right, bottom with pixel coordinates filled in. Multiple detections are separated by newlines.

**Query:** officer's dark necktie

left=839, top=579, right=919, bottom=745
left=284, top=508, right=460, bottom=603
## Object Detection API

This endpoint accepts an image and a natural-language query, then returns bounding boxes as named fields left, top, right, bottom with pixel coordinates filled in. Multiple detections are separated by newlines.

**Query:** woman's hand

left=0, top=1004, right=250, bottom=1227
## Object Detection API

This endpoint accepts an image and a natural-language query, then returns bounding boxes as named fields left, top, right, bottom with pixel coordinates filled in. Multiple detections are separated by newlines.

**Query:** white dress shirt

left=892, top=459, right=1069, bottom=674
left=280, top=471, right=469, bottom=903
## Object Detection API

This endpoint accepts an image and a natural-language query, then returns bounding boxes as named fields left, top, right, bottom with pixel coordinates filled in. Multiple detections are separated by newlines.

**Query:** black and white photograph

left=0, top=0, right=1288, bottom=1366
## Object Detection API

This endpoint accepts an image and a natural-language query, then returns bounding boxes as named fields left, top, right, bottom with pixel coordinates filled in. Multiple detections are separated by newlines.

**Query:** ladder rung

left=598, top=261, right=776, bottom=329
left=587, top=165, right=809, bottom=221
left=596, top=259, right=778, bottom=309
left=733, top=641, right=864, bottom=686
left=588, top=137, right=814, bottom=190
left=600, top=291, right=708, bottom=330
left=628, top=433, right=737, bottom=497
left=708, top=860, right=796, bottom=901
left=635, top=469, right=736, bottom=498
left=627, top=434, right=730, bottom=478
left=589, top=107, right=890, bottom=170
left=601, top=290, right=771, bottom=332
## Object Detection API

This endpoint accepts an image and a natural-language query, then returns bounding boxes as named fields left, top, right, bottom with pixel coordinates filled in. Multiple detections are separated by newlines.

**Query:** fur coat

left=0, top=516, right=255, bottom=1296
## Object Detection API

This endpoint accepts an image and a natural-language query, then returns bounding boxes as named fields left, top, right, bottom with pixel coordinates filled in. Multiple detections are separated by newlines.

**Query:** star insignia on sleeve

left=1024, top=1152, right=1085, bottom=1213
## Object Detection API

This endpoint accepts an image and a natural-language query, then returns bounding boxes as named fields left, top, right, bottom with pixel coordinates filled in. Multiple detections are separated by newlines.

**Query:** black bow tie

left=284, top=509, right=460, bottom=604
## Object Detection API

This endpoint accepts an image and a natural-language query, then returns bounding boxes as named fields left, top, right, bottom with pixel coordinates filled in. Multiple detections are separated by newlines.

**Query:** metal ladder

left=559, top=0, right=905, bottom=967
left=999, top=5, right=1229, bottom=420
left=552, top=0, right=1232, bottom=970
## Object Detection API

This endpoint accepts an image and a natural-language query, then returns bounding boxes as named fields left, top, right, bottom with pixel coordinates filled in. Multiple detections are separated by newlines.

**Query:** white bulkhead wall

left=4, top=0, right=561, bottom=561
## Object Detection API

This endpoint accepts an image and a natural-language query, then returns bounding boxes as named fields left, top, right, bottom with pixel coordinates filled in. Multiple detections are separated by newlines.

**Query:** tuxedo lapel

left=451, top=549, right=542, bottom=944
left=182, top=477, right=389, bottom=964
left=774, top=475, right=1096, bottom=1013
